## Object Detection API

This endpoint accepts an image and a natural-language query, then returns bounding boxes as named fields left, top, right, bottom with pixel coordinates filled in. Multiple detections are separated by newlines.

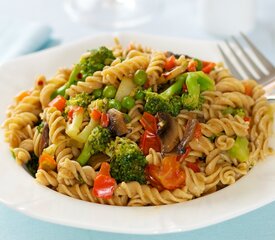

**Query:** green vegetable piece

left=108, top=99, right=122, bottom=111
left=194, top=58, right=203, bottom=71
left=106, top=137, right=147, bottom=184
left=222, top=107, right=245, bottom=117
left=103, top=85, right=117, bottom=99
left=77, top=126, right=111, bottom=166
left=25, top=152, right=39, bottom=177
left=135, top=89, right=145, bottom=100
left=51, top=46, right=115, bottom=99
left=193, top=71, right=215, bottom=92
left=121, top=96, right=135, bottom=110
left=92, top=88, right=103, bottom=99
left=228, top=136, right=249, bottom=162
left=134, top=69, right=147, bottom=86
left=181, top=73, right=201, bottom=110
left=66, top=92, right=92, bottom=108
left=144, top=73, right=187, bottom=116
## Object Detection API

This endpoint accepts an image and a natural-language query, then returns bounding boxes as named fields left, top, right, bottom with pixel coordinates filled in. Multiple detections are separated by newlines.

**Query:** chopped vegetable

left=187, top=60, right=198, bottom=72
left=135, top=89, right=145, bottom=100
left=139, top=130, right=161, bottom=155
left=178, top=146, right=191, bottom=162
left=103, top=85, right=117, bottom=99
left=228, top=136, right=249, bottom=162
left=38, top=153, right=57, bottom=171
left=92, top=162, right=117, bottom=199
left=108, top=108, right=129, bottom=136
left=140, top=112, right=158, bottom=133
left=48, top=95, right=66, bottom=111
left=92, top=88, right=103, bottom=99
left=146, top=156, right=185, bottom=190
left=115, top=77, right=137, bottom=101
left=194, top=123, right=202, bottom=139
left=202, top=62, right=216, bottom=74
left=77, top=126, right=111, bottom=166
left=121, top=96, right=135, bottom=110
left=25, top=152, right=39, bottom=177
left=134, top=69, right=147, bottom=86
left=186, top=161, right=200, bottom=172
left=90, top=108, right=102, bottom=121
left=66, top=92, right=92, bottom=108
left=51, top=46, right=115, bottom=99
left=100, top=113, right=110, bottom=128
left=243, top=82, right=253, bottom=96
left=108, top=99, right=122, bottom=111
left=164, top=55, right=176, bottom=71
left=107, top=137, right=147, bottom=184
left=222, top=107, right=245, bottom=117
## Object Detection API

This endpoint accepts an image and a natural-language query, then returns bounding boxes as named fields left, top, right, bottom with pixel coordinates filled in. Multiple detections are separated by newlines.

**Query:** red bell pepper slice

left=194, top=123, right=202, bottom=139
left=139, top=130, right=161, bottom=155
left=48, top=95, right=66, bottom=112
left=202, top=61, right=216, bottom=74
left=140, top=112, right=158, bottom=133
left=164, top=55, right=176, bottom=71
left=100, top=113, right=110, bottom=128
left=146, top=156, right=185, bottom=190
left=68, top=106, right=84, bottom=121
left=92, top=162, right=117, bottom=199
left=186, top=161, right=200, bottom=173
left=90, top=108, right=102, bottom=121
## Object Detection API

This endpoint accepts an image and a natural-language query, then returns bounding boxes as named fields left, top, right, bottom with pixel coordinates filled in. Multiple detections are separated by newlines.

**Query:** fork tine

left=231, top=36, right=266, bottom=78
left=224, top=40, right=255, bottom=79
left=217, top=44, right=242, bottom=79
left=240, top=32, right=274, bottom=72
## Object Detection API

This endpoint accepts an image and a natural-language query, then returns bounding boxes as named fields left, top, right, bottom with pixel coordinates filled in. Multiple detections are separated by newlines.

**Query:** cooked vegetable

left=77, top=126, right=111, bottom=166
left=144, top=74, right=186, bottom=116
left=51, top=46, right=115, bottom=99
left=108, top=108, right=129, bottom=136
left=121, top=96, right=135, bottom=110
left=146, top=156, right=185, bottom=190
left=140, top=112, right=158, bottom=133
left=100, top=113, right=110, bottom=128
left=108, top=99, right=122, bottom=111
left=202, top=61, right=216, bottom=74
left=66, top=92, right=92, bottom=108
left=38, top=153, right=57, bottom=171
left=92, top=162, right=116, bottom=199
left=115, top=77, right=137, bottom=101
left=177, top=118, right=199, bottom=154
left=135, top=89, right=145, bottom=100
left=156, top=112, right=169, bottom=135
left=103, top=85, right=117, bottom=99
left=186, top=160, right=200, bottom=172
left=107, top=137, right=147, bottom=184
left=164, top=55, right=176, bottom=71
left=134, top=69, right=147, bottom=86
left=24, top=152, right=39, bottom=177
left=228, top=136, right=249, bottom=162
left=222, top=107, right=245, bottom=117
left=157, top=113, right=179, bottom=153
left=39, top=123, right=49, bottom=155
left=139, top=130, right=161, bottom=155
left=48, top=95, right=66, bottom=111
left=87, top=153, right=110, bottom=169
left=92, top=88, right=103, bottom=99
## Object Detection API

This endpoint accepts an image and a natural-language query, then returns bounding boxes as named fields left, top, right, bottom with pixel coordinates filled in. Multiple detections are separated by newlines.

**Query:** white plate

left=0, top=32, right=275, bottom=235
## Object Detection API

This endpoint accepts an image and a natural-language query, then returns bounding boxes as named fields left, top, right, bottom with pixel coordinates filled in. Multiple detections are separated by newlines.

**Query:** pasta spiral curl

left=13, top=148, right=31, bottom=165
left=57, top=183, right=128, bottom=206
left=57, top=159, right=96, bottom=186
left=40, top=68, right=71, bottom=108
left=19, top=139, right=34, bottom=152
left=184, top=166, right=205, bottom=197
left=146, top=51, right=166, bottom=87
left=189, top=136, right=214, bottom=155
left=36, top=170, right=58, bottom=187
left=146, top=148, right=162, bottom=165
left=102, top=56, right=150, bottom=86
left=126, top=100, right=144, bottom=142
left=41, top=107, right=66, bottom=144
left=215, top=135, right=235, bottom=151
left=201, top=116, right=249, bottom=137
left=65, top=71, right=103, bottom=97
left=115, top=182, right=193, bottom=206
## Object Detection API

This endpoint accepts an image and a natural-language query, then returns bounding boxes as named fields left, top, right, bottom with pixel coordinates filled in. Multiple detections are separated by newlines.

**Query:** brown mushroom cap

left=108, top=108, right=129, bottom=136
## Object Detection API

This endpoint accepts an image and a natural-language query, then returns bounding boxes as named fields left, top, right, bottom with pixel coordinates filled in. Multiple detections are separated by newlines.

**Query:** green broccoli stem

left=77, top=142, right=93, bottom=166
left=160, top=74, right=187, bottom=98
left=51, top=64, right=81, bottom=100
left=186, top=74, right=200, bottom=97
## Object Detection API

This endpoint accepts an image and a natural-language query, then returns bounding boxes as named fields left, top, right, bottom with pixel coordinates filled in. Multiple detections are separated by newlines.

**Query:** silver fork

left=217, top=32, right=275, bottom=96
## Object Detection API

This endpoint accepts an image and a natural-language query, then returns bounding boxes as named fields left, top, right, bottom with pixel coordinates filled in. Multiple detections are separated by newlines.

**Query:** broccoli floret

left=144, top=74, right=187, bottom=116
left=181, top=71, right=214, bottom=110
left=77, top=126, right=111, bottom=166
left=106, top=137, right=147, bottom=184
left=222, top=107, right=245, bottom=117
left=66, top=92, right=92, bottom=108
left=51, top=46, right=115, bottom=99
left=228, top=136, right=249, bottom=162
left=89, top=98, right=109, bottom=113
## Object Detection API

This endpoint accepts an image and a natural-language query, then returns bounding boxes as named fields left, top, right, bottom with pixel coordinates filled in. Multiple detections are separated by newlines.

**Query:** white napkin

left=0, top=21, right=52, bottom=63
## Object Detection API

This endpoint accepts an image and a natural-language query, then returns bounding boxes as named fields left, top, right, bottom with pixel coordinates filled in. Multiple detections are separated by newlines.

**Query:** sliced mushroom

left=157, top=113, right=180, bottom=153
left=177, top=118, right=198, bottom=154
left=87, top=153, right=110, bottom=169
left=107, top=108, right=129, bottom=136
left=38, top=123, right=49, bottom=156
left=156, top=112, right=169, bottom=135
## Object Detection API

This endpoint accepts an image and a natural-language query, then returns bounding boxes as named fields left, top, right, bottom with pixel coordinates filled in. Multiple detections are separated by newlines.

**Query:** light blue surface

left=1, top=201, right=275, bottom=240
left=1, top=0, right=275, bottom=239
